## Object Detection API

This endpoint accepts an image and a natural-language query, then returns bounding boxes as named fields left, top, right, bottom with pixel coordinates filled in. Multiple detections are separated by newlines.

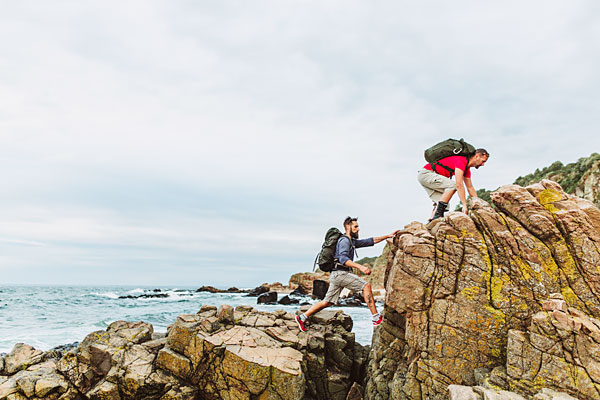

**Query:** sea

left=0, top=285, right=376, bottom=354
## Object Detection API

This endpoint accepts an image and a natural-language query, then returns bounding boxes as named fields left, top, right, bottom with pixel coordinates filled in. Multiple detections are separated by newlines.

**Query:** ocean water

left=0, top=286, right=376, bottom=353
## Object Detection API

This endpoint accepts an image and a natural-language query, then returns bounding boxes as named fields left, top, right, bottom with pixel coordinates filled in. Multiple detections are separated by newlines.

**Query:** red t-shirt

left=424, top=155, right=471, bottom=178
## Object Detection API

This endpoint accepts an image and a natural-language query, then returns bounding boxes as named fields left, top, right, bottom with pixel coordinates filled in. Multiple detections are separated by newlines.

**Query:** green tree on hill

left=457, top=153, right=600, bottom=210
left=514, top=153, right=600, bottom=194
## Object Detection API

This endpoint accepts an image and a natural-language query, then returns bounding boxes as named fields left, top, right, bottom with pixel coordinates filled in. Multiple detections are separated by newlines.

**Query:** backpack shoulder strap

left=338, top=235, right=352, bottom=245
left=431, top=160, right=455, bottom=177
left=337, top=235, right=356, bottom=254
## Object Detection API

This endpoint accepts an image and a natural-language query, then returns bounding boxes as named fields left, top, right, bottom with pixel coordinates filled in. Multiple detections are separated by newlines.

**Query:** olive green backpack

left=424, top=138, right=476, bottom=177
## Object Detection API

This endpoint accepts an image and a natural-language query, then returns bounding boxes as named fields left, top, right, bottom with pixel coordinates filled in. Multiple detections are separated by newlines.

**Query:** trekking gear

left=424, top=138, right=476, bottom=177
left=313, top=228, right=344, bottom=272
left=295, top=315, right=307, bottom=332
left=313, top=229, right=357, bottom=272
left=431, top=201, right=449, bottom=222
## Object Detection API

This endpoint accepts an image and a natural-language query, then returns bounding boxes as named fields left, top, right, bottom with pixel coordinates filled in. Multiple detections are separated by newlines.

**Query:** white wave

left=127, top=288, right=145, bottom=294
left=90, top=292, right=119, bottom=299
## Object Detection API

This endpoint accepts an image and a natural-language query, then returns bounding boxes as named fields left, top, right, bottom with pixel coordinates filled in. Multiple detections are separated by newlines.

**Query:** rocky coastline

left=3, top=179, right=600, bottom=399
left=0, top=305, right=368, bottom=400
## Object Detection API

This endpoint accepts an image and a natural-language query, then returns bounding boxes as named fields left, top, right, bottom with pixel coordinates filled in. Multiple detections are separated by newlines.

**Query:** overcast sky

left=1, top=1, right=599, bottom=287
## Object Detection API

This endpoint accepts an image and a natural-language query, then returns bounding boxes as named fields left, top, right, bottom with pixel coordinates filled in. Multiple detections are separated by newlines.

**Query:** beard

left=351, top=231, right=359, bottom=239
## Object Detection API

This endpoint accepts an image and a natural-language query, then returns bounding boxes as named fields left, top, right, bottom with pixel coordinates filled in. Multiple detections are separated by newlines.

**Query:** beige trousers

left=417, top=168, right=457, bottom=203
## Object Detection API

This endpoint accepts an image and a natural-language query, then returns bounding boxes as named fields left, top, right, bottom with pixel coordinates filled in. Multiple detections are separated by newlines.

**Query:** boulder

left=290, top=285, right=308, bottom=296
left=365, top=180, right=600, bottom=399
left=289, top=271, right=330, bottom=294
left=339, top=291, right=365, bottom=307
left=506, top=303, right=600, bottom=399
left=0, top=355, right=73, bottom=400
left=56, top=320, right=171, bottom=398
left=225, top=286, right=245, bottom=293
left=216, top=304, right=235, bottom=324
left=195, top=285, right=245, bottom=294
left=247, top=285, right=270, bottom=297
left=157, top=306, right=365, bottom=400
left=312, top=279, right=330, bottom=300
left=278, top=295, right=299, bottom=305
left=257, top=291, right=278, bottom=304
left=268, top=281, right=286, bottom=292
left=195, top=285, right=221, bottom=293
left=1, top=344, right=43, bottom=375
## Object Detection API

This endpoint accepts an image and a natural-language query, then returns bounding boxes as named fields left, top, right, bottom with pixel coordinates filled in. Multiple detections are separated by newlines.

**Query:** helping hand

left=388, top=230, right=401, bottom=238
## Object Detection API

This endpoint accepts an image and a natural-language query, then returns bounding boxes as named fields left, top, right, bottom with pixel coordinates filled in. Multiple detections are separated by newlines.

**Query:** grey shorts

left=323, top=270, right=368, bottom=304
left=417, top=168, right=457, bottom=203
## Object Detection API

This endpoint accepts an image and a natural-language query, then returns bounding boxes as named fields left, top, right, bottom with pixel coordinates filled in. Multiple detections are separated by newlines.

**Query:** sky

left=1, top=1, right=599, bottom=287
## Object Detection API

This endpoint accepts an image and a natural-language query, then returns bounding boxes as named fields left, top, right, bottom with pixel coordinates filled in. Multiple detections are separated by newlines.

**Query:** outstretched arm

left=373, top=230, right=401, bottom=244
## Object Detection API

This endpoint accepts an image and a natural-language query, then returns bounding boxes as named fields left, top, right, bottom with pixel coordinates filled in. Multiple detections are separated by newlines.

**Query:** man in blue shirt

left=296, top=217, right=398, bottom=331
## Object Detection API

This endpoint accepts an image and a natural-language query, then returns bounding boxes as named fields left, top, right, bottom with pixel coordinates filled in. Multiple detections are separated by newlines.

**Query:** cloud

left=0, top=1, right=599, bottom=285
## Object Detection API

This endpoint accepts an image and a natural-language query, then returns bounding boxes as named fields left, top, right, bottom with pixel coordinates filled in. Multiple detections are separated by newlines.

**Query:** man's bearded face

left=350, top=222, right=359, bottom=239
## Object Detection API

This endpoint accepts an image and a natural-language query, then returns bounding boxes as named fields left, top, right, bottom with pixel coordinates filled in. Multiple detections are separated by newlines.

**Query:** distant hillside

left=478, top=153, right=600, bottom=208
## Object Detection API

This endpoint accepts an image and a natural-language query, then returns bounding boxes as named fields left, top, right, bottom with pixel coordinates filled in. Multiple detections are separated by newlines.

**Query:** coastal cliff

left=366, top=180, right=600, bottom=399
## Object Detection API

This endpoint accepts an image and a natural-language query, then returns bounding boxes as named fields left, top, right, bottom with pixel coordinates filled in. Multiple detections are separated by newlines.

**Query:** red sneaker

left=373, top=315, right=383, bottom=327
left=295, top=315, right=307, bottom=332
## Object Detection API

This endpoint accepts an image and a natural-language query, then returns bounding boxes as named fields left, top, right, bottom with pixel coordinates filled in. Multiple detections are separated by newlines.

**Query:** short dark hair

left=343, top=216, right=357, bottom=228
left=475, top=148, right=489, bottom=157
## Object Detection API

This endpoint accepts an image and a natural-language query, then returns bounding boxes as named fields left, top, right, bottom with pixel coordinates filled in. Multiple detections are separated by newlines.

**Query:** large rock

left=289, top=272, right=330, bottom=294
left=366, top=180, right=600, bottom=399
left=506, top=297, right=600, bottom=399
left=157, top=305, right=367, bottom=400
left=0, top=347, right=76, bottom=400
left=247, top=284, right=270, bottom=297
left=257, top=291, right=278, bottom=304
left=1, top=344, right=43, bottom=375
left=278, top=295, right=299, bottom=305
left=57, top=320, right=173, bottom=399
left=312, top=279, right=330, bottom=300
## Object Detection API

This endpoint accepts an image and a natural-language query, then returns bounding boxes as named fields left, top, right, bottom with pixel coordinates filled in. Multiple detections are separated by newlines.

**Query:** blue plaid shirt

left=335, top=236, right=374, bottom=266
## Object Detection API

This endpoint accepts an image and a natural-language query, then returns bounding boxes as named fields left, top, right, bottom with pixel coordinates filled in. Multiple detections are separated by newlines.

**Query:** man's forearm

left=457, top=184, right=468, bottom=207
left=344, top=260, right=367, bottom=273
left=373, top=235, right=388, bottom=244
left=466, top=182, right=477, bottom=198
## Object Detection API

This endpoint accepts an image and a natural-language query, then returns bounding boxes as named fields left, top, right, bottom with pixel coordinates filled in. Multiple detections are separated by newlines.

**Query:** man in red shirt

left=418, top=149, right=489, bottom=221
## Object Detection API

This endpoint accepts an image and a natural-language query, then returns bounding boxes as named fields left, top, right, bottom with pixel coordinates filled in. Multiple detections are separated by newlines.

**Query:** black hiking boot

left=430, top=201, right=449, bottom=222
